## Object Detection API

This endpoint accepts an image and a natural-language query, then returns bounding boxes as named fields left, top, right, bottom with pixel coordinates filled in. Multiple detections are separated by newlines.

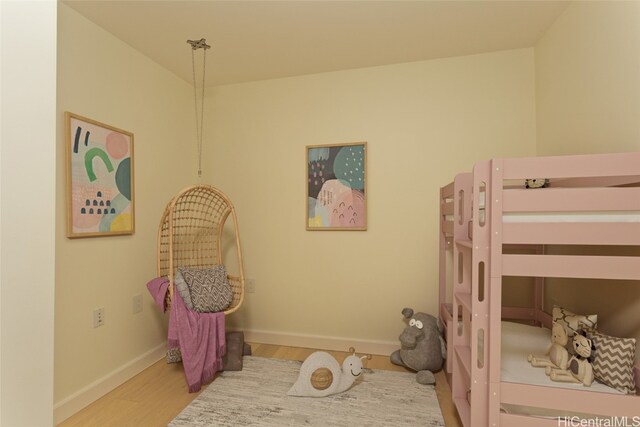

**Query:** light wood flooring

left=59, top=343, right=462, bottom=427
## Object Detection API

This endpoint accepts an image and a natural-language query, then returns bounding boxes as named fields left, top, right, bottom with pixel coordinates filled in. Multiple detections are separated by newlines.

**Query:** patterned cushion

left=552, top=305, right=598, bottom=354
left=174, top=270, right=194, bottom=310
left=166, top=347, right=182, bottom=363
left=587, top=330, right=636, bottom=394
left=179, top=265, right=233, bottom=313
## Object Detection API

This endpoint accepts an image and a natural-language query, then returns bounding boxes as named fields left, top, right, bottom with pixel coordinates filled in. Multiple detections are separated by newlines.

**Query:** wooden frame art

left=306, top=142, right=367, bottom=231
left=65, top=112, right=135, bottom=238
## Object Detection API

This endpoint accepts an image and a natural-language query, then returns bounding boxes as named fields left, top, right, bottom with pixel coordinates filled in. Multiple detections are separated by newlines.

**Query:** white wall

left=0, top=1, right=57, bottom=425
left=55, top=4, right=196, bottom=422
left=535, top=1, right=640, bottom=363
left=206, top=48, right=537, bottom=351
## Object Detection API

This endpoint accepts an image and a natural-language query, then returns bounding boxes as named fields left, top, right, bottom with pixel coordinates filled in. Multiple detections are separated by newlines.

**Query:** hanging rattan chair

left=157, top=185, right=244, bottom=314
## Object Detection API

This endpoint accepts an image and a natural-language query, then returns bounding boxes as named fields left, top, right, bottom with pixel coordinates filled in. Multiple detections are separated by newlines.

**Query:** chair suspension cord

left=187, top=38, right=210, bottom=178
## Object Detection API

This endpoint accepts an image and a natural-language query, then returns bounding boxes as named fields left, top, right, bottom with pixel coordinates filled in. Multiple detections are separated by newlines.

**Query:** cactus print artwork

left=307, top=142, right=366, bottom=230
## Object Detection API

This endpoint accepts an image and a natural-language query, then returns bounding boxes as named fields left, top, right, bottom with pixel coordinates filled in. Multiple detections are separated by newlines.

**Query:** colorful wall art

left=65, top=112, right=134, bottom=238
left=306, top=142, right=367, bottom=230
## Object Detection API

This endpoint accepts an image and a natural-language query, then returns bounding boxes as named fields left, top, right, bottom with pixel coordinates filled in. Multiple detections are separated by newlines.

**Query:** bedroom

left=1, top=0, right=638, bottom=426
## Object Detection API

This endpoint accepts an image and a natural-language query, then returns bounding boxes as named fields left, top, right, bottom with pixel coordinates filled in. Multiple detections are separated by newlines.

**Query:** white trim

left=53, top=343, right=167, bottom=425
left=237, top=329, right=399, bottom=356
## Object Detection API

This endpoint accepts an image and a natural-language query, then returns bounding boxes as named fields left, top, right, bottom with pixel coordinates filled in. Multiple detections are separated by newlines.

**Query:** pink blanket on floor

left=146, top=277, right=226, bottom=392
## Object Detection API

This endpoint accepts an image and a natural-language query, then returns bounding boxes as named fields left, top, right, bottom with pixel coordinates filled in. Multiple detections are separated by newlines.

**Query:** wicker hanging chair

left=157, top=185, right=244, bottom=314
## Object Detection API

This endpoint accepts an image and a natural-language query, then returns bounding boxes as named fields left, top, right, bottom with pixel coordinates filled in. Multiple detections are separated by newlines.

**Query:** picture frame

left=65, top=112, right=135, bottom=238
left=306, top=142, right=367, bottom=231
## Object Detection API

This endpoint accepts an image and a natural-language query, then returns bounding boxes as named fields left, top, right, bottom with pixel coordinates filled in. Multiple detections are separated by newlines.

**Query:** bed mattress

left=500, top=321, right=621, bottom=418
left=500, top=321, right=620, bottom=393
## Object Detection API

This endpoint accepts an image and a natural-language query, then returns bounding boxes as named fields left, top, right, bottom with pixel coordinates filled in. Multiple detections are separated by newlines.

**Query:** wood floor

left=59, top=343, right=462, bottom=427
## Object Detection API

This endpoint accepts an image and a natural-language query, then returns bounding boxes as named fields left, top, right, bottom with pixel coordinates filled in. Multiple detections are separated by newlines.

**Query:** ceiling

left=63, top=0, right=570, bottom=87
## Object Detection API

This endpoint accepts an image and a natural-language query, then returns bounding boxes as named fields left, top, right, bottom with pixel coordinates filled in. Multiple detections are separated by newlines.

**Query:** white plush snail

left=287, top=347, right=372, bottom=397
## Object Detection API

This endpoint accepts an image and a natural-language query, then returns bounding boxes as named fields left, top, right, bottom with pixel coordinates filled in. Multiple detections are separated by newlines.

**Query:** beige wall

left=536, top=1, right=640, bottom=155
left=206, top=49, right=537, bottom=349
left=535, top=1, right=640, bottom=363
left=55, top=4, right=196, bottom=415
left=1, top=1, right=57, bottom=425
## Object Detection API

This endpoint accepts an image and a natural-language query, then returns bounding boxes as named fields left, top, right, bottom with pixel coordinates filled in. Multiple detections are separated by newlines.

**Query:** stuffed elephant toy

left=390, top=308, right=446, bottom=385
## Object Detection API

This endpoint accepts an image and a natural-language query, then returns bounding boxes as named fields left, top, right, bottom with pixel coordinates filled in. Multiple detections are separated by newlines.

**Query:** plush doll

left=525, top=178, right=549, bottom=189
left=390, top=308, right=446, bottom=385
left=528, top=322, right=570, bottom=371
left=546, top=331, right=595, bottom=387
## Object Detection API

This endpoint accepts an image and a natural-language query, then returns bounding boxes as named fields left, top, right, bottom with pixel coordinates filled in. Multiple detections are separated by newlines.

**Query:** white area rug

left=170, top=356, right=445, bottom=426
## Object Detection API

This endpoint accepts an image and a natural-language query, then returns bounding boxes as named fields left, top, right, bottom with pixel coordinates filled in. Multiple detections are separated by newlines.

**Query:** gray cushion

left=178, top=265, right=233, bottom=313
left=174, top=270, right=194, bottom=310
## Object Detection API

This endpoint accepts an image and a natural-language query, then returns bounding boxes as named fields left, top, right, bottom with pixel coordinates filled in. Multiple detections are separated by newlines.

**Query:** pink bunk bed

left=438, top=152, right=640, bottom=426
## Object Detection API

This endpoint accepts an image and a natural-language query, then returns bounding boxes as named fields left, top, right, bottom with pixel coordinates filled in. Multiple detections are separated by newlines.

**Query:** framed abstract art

left=306, top=142, right=367, bottom=231
left=65, top=112, right=135, bottom=238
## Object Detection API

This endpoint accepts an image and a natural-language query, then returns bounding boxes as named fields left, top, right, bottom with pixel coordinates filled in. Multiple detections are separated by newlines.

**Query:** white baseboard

left=236, top=328, right=399, bottom=357
left=53, top=343, right=167, bottom=425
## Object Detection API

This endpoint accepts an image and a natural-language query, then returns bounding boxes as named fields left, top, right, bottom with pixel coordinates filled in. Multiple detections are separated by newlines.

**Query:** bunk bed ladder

left=439, top=182, right=454, bottom=375
left=451, top=172, right=474, bottom=426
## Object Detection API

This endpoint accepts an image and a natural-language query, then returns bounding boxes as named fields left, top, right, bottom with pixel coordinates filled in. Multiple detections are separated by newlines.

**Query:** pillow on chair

left=174, top=270, right=195, bottom=311
left=552, top=305, right=598, bottom=354
left=179, top=265, right=233, bottom=313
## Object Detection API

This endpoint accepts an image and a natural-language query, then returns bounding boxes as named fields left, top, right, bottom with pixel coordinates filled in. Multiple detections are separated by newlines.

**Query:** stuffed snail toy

left=288, top=347, right=372, bottom=397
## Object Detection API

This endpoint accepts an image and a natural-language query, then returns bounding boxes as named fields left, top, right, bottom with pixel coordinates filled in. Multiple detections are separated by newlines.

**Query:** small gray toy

left=390, top=308, right=446, bottom=385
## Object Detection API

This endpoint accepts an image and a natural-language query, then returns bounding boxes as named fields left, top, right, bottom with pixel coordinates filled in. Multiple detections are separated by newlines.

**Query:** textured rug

left=170, top=356, right=445, bottom=426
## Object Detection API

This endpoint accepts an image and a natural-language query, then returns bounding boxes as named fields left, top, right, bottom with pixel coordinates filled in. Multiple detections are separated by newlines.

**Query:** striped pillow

left=587, top=330, right=636, bottom=394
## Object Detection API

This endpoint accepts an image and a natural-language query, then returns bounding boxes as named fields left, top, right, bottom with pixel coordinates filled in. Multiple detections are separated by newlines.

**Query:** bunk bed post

left=487, top=159, right=504, bottom=427
left=470, top=161, right=492, bottom=426
left=533, top=246, right=544, bottom=327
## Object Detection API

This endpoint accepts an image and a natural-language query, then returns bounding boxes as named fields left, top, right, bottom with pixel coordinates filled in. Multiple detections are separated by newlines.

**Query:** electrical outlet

left=246, top=278, right=256, bottom=293
left=133, top=294, right=143, bottom=314
left=93, top=308, right=105, bottom=328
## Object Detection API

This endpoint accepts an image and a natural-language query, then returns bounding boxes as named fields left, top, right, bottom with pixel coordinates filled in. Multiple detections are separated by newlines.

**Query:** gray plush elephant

left=390, top=308, right=446, bottom=385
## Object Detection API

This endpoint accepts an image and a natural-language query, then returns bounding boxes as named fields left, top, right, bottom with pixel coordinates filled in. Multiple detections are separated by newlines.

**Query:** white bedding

left=502, top=212, right=640, bottom=223
left=500, top=321, right=622, bottom=419
left=500, top=321, right=620, bottom=394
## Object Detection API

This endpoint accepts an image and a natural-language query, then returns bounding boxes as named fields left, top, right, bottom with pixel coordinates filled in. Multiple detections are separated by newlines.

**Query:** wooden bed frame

left=438, top=152, right=640, bottom=426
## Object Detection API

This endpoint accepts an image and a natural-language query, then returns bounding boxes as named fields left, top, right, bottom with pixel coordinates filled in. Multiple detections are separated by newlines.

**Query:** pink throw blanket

left=146, top=277, right=226, bottom=392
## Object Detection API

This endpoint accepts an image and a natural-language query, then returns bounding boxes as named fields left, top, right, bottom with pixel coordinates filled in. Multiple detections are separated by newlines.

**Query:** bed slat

left=503, top=222, right=640, bottom=246
left=443, top=221, right=454, bottom=235
left=499, top=413, right=559, bottom=427
left=442, top=200, right=454, bottom=215
left=502, top=254, right=640, bottom=280
left=441, top=181, right=455, bottom=198
left=502, top=152, right=640, bottom=180
left=503, top=187, right=640, bottom=213
left=501, top=382, right=639, bottom=418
